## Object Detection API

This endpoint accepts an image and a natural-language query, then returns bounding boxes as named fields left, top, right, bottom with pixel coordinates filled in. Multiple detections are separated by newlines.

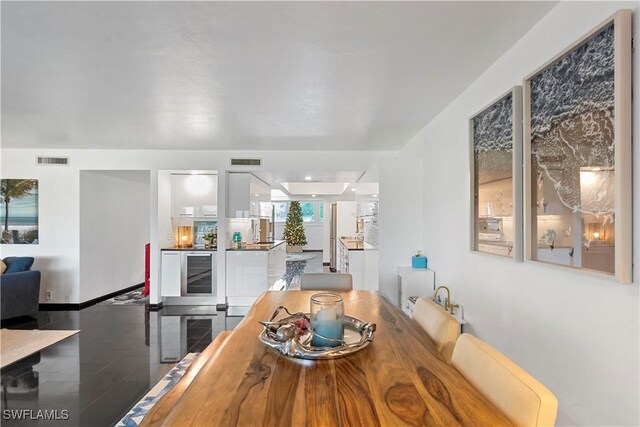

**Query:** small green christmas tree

left=283, top=201, right=307, bottom=247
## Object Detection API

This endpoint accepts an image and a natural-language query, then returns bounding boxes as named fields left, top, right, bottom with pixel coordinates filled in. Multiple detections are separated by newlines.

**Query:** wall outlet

left=167, top=233, right=173, bottom=241
left=45, top=290, right=52, bottom=301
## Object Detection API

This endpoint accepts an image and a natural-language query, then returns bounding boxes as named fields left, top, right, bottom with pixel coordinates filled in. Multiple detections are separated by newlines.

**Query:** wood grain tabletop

left=141, top=332, right=230, bottom=427
left=153, top=290, right=512, bottom=427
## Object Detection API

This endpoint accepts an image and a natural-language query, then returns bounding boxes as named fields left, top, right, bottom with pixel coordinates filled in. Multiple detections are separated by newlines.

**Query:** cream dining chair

left=412, top=297, right=460, bottom=362
left=300, top=273, right=353, bottom=291
left=451, top=333, right=558, bottom=427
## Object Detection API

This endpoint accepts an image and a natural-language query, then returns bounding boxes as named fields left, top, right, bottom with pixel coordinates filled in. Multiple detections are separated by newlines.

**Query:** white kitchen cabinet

left=226, top=242, right=286, bottom=306
left=267, top=243, right=286, bottom=288
left=171, top=174, right=218, bottom=218
left=159, top=316, right=181, bottom=363
left=363, top=250, right=379, bottom=292
left=338, top=240, right=378, bottom=292
left=349, top=250, right=364, bottom=289
left=227, top=173, right=270, bottom=218
left=226, top=251, right=265, bottom=305
left=350, top=250, right=378, bottom=291
left=161, top=250, right=217, bottom=300
left=161, top=251, right=181, bottom=297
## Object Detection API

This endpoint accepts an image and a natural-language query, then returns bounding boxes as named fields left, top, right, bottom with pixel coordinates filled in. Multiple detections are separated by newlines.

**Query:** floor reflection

left=283, top=251, right=324, bottom=290
left=1, top=353, right=40, bottom=408
left=0, top=305, right=243, bottom=426
left=0, top=252, right=325, bottom=425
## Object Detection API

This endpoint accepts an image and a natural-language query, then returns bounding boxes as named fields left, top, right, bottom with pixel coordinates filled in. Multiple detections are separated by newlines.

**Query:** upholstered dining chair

left=300, top=273, right=353, bottom=291
left=412, top=297, right=460, bottom=362
left=451, top=333, right=558, bottom=427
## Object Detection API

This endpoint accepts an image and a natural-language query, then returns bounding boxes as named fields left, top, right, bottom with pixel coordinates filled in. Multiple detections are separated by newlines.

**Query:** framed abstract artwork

left=524, top=10, right=632, bottom=282
left=470, top=87, right=523, bottom=260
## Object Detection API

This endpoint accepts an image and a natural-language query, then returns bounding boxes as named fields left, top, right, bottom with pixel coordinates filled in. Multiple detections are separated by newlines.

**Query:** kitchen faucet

left=432, top=285, right=459, bottom=315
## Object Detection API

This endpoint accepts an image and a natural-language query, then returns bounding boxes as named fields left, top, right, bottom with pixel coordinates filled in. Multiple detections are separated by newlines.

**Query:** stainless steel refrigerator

left=330, top=203, right=337, bottom=272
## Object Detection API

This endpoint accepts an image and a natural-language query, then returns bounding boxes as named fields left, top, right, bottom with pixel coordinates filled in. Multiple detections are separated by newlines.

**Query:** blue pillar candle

left=310, top=293, right=345, bottom=347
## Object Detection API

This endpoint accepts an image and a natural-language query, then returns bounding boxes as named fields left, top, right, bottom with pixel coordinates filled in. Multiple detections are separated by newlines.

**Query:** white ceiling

left=280, top=182, right=351, bottom=196
left=253, top=171, right=364, bottom=185
left=1, top=1, right=556, bottom=151
left=254, top=170, right=364, bottom=196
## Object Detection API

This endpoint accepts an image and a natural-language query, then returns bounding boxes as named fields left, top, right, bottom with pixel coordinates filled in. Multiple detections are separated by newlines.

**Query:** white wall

left=0, top=163, right=81, bottom=304
left=403, top=2, right=639, bottom=425
left=79, top=170, right=150, bottom=303
left=378, top=157, right=424, bottom=304
left=0, top=148, right=386, bottom=303
left=322, top=201, right=331, bottom=263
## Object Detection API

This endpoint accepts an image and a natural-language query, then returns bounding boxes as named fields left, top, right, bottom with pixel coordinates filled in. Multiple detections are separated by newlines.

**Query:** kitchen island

left=226, top=240, right=286, bottom=306
left=339, top=237, right=378, bottom=291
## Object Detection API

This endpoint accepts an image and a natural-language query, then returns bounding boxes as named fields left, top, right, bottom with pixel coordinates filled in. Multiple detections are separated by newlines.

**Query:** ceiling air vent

left=230, top=158, right=262, bottom=167
left=36, top=156, right=69, bottom=166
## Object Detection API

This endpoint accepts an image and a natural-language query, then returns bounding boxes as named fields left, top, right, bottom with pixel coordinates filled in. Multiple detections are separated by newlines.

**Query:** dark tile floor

left=0, top=251, right=327, bottom=427
left=283, top=251, right=325, bottom=289
left=1, top=305, right=242, bottom=427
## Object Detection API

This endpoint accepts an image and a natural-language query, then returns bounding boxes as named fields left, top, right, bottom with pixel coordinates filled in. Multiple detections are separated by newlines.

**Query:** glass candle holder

left=310, top=293, right=345, bottom=347
left=176, top=226, right=193, bottom=248
left=232, top=232, right=242, bottom=248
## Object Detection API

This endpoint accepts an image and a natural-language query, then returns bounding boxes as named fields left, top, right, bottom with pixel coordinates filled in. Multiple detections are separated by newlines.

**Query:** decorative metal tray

left=258, top=306, right=376, bottom=359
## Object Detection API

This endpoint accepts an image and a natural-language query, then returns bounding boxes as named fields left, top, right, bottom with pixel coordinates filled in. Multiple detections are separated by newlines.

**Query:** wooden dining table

left=143, top=290, right=512, bottom=426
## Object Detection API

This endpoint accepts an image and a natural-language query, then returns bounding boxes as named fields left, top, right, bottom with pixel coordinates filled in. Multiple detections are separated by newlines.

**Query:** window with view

left=274, top=202, right=288, bottom=222
left=300, top=202, right=315, bottom=222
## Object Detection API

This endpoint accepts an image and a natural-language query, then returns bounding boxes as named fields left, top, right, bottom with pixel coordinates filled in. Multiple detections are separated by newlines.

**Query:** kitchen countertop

left=340, top=237, right=365, bottom=251
left=161, top=246, right=217, bottom=251
left=478, top=240, right=513, bottom=248
left=226, top=240, right=285, bottom=251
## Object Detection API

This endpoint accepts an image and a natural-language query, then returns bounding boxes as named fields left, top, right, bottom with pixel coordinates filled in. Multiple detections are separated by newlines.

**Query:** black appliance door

left=184, top=253, right=213, bottom=294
